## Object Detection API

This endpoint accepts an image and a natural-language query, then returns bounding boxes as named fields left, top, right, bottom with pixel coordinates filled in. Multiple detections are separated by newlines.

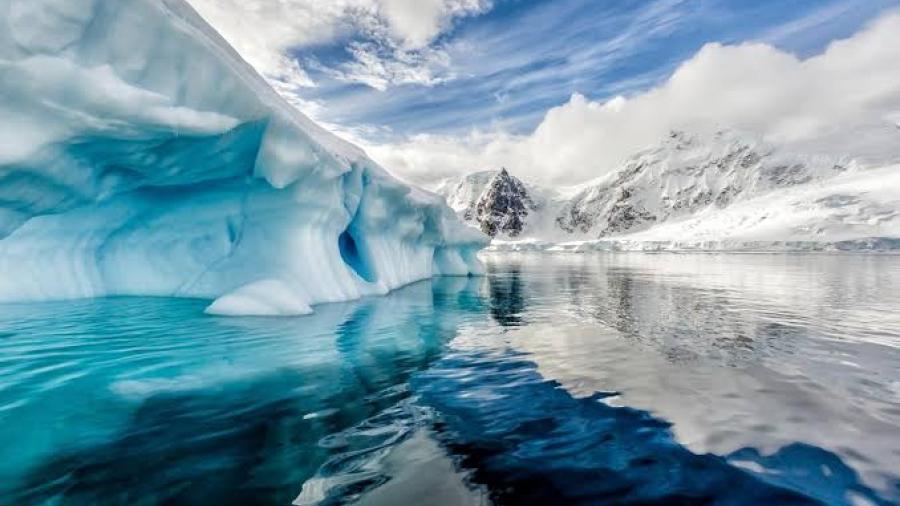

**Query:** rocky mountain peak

left=436, top=130, right=860, bottom=244
left=474, top=168, right=537, bottom=237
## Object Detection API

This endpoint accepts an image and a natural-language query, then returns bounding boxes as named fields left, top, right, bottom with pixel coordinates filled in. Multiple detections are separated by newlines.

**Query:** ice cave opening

left=338, top=228, right=376, bottom=283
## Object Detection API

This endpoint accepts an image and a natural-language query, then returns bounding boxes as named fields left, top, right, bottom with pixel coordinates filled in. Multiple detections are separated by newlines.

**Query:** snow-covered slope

left=436, top=131, right=899, bottom=251
left=0, top=0, right=486, bottom=315
left=554, top=131, right=849, bottom=237
left=493, top=165, right=900, bottom=252
left=613, top=164, right=900, bottom=250
left=433, top=170, right=496, bottom=221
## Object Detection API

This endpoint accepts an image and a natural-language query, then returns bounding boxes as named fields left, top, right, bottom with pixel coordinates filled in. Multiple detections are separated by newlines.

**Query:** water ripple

left=1, top=255, right=898, bottom=505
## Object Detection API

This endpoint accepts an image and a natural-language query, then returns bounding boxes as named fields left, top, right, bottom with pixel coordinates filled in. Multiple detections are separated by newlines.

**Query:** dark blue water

left=1, top=254, right=899, bottom=505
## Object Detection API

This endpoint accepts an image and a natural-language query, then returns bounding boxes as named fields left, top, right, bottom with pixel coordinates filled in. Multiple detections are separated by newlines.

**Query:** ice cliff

left=0, top=0, right=486, bottom=315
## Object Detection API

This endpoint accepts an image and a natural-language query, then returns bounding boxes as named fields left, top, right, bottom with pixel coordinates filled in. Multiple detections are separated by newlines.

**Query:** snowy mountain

left=436, top=169, right=540, bottom=237
left=0, top=0, right=486, bottom=315
left=435, top=131, right=900, bottom=251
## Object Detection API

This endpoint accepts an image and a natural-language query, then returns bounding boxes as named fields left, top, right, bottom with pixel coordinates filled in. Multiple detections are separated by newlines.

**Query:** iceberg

left=0, top=0, right=486, bottom=315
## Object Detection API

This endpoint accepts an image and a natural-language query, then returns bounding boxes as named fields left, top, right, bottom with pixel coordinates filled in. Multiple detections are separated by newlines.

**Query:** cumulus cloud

left=380, top=0, right=490, bottom=48
left=187, top=0, right=490, bottom=93
left=364, top=12, right=900, bottom=186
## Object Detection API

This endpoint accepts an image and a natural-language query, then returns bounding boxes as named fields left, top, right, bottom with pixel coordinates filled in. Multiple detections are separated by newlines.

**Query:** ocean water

left=1, top=253, right=899, bottom=505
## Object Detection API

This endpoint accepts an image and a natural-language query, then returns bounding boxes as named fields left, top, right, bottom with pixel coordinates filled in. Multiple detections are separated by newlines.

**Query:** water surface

left=1, top=253, right=898, bottom=505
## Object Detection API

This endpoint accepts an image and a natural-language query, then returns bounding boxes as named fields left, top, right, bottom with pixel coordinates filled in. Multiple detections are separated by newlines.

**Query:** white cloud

left=363, top=11, right=900, bottom=186
left=187, top=0, right=490, bottom=93
left=322, top=39, right=454, bottom=91
left=379, top=0, right=491, bottom=48
left=186, top=0, right=350, bottom=79
left=361, top=129, right=523, bottom=185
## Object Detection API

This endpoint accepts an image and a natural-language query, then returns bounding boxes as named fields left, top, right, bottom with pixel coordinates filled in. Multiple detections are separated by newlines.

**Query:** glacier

left=0, top=0, right=486, bottom=315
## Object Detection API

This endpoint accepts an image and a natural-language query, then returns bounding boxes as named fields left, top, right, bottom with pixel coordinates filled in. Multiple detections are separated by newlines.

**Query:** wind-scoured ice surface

left=0, top=0, right=485, bottom=314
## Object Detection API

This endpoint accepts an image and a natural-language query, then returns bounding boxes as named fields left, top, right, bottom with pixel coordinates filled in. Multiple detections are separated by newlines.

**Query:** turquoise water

left=1, top=253, right=899, bottom=505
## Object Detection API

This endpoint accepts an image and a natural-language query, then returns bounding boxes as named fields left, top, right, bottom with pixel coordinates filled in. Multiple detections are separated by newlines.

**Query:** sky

left=188, top=0, right=900, bottom=186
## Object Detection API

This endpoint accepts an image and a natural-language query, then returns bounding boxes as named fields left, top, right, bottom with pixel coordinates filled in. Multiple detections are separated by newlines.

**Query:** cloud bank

left=363, top=12, right=900, bottom=186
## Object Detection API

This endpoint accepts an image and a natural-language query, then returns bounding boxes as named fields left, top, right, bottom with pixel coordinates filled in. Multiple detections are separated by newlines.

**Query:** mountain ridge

left=434, top=130, right=899, bottom=250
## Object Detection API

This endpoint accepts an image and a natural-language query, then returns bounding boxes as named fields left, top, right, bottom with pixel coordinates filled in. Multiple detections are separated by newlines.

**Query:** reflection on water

left=1, top=254, right=898, bottom=505
left=0, top=279, right=482, bottom=505
left=415, top=350, right=881, bottom=505
left=488, top=265, right=526, bottom=328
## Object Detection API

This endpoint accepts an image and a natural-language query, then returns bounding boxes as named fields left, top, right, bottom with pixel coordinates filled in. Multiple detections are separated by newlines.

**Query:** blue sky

left=191, top=0, right=900, bottom=183
left=289, top=0, right=899, bottom=141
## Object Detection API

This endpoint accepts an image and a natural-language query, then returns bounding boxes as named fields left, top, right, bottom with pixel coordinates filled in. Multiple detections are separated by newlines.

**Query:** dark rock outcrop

left=474, top=168, right=537, bottom=237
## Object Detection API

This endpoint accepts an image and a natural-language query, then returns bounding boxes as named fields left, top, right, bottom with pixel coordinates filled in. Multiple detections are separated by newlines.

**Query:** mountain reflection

left=486, top=263, right=526, bottom=327
left=3, top=253, right=898, bottom=505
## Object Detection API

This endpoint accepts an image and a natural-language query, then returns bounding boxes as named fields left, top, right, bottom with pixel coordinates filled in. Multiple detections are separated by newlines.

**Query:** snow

left=0, top=0, right=486, bottom=315
left=489, top=164, right=900, bottom=252
left=439, top=131, right=900, bottom=252
left=433, top=170, right=497, bottom=218
left=616, top=164, right=900, bottom=247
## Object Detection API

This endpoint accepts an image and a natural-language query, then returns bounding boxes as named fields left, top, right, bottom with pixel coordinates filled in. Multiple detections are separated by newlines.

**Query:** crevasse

left=0, top=0, right=486, bottom=315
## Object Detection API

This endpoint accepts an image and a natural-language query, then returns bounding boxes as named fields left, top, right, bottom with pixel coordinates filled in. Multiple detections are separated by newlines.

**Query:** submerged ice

left=0, top=0, right=486, bottom=314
